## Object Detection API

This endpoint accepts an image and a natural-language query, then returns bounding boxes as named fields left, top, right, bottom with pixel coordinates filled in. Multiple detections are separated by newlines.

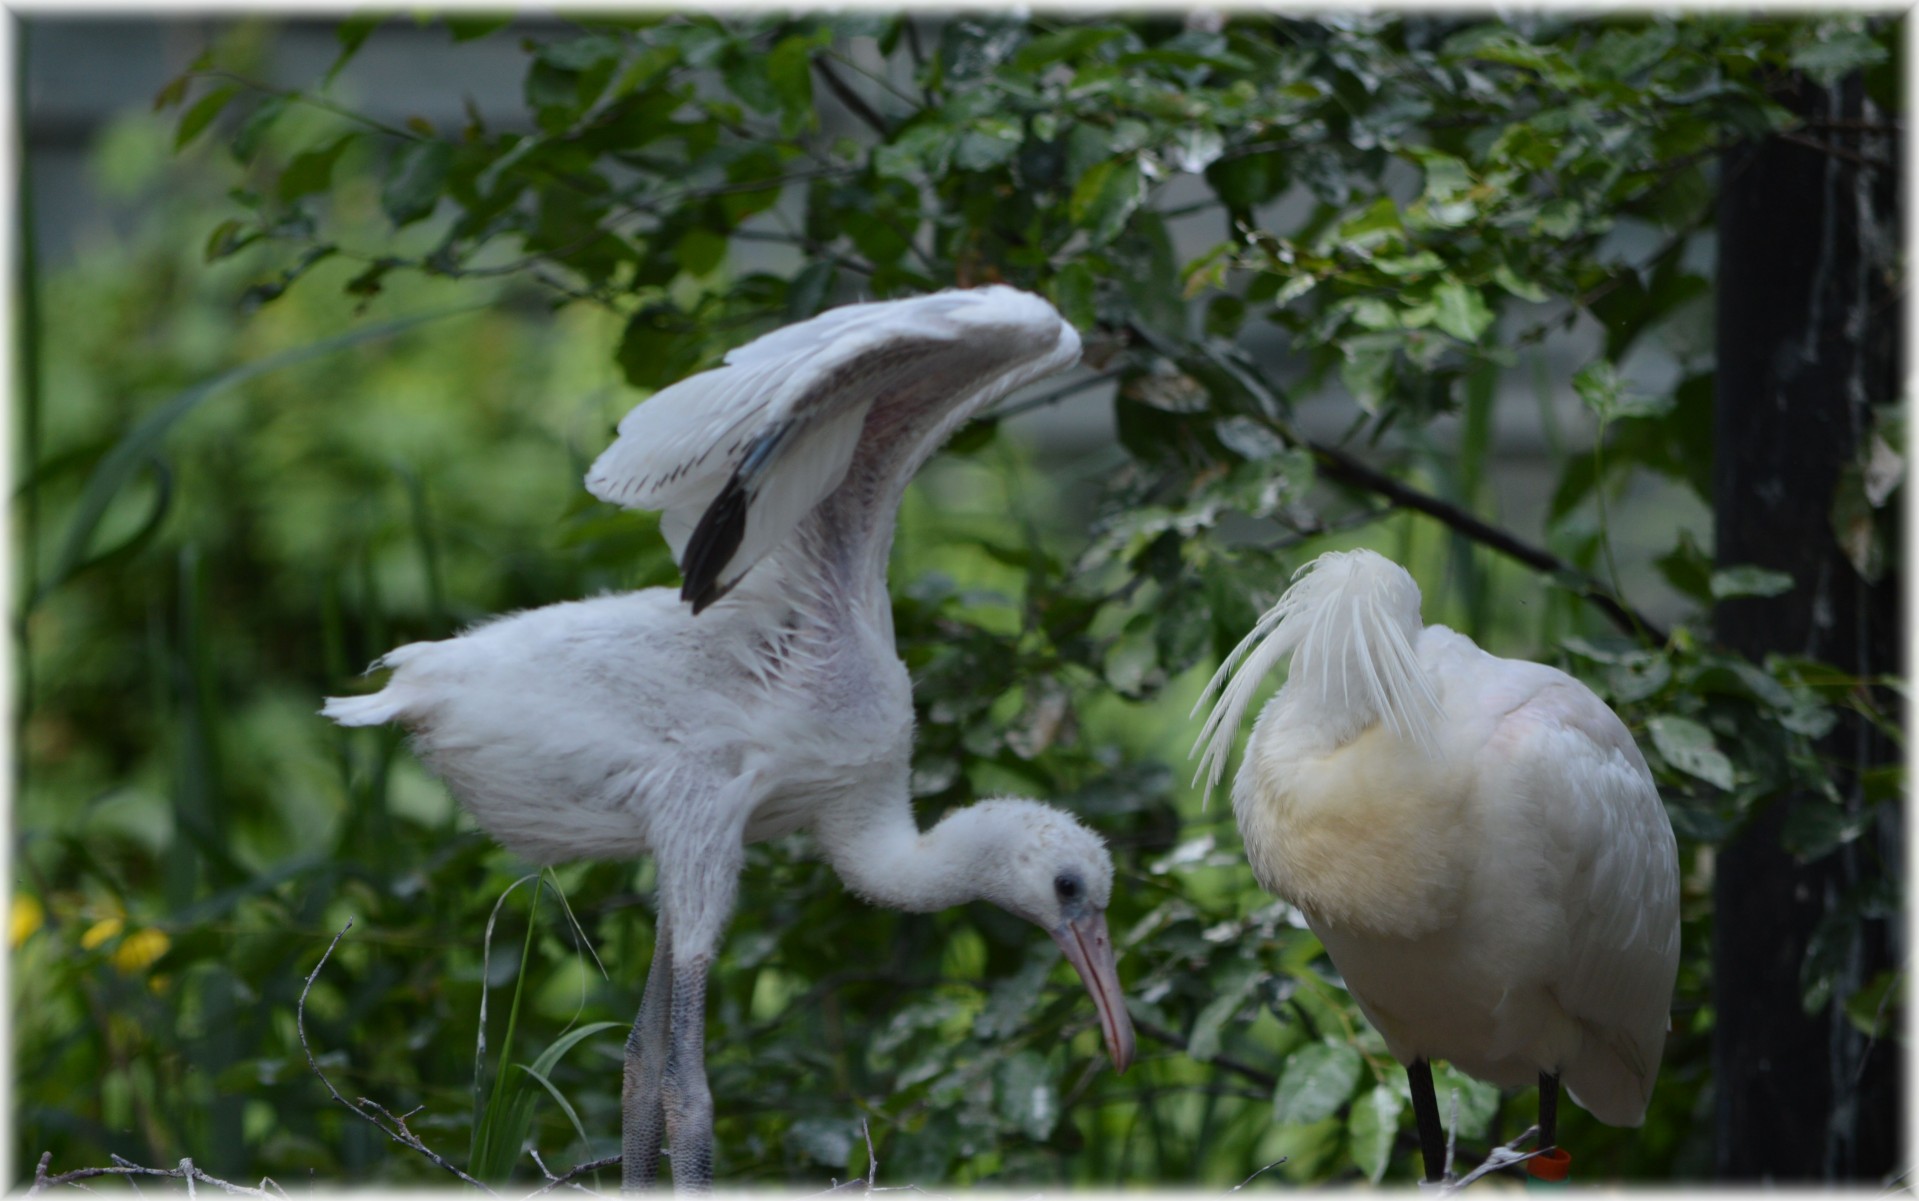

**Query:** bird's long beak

left=1051, top=911, right=1136, bottom=1073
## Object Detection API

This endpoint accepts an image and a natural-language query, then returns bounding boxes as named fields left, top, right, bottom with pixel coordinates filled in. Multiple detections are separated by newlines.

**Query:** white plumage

left=1191, top=549, right=1679, bottom=1181
left=323, top=286, right=1133, bottom=1191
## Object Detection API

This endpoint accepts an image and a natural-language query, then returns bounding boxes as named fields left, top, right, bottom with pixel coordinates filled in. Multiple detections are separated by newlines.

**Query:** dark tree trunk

left=1711, top=70, right=1903, bottom=1182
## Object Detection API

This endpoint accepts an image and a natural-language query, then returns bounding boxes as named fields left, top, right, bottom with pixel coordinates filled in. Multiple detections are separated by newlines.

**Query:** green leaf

left=1843, top=970, right=1904, bottom=1038
left=202, top=218, right=257, bottom=263
left=1432, top=280, right=1494, bottom=342
left=1348, top=1083, right=1403, bottom=1183
left=616, top=306, right=706, bottom=391
left=974, top=947, right=1053, bottom=1040
left=1492, top=258, right=1549, bottom=302
left=953, top=117, right=1022, bottom=172
left=1574, top=360, right=1671, bottom=422
left=1647, top=714, right=1735, bottom=790
left=1831, top=460, right=1888, bottom=582
left=785, top=1116, right=856, bottom=1169
left=1790, top=29, right=1888, bottom=88
left=1430, top=1063, right=1499, bottom=1138
left=1188, top=961, right=1261, bottom=1061
left=328, top=12, right=384, bottom=85
left=996, top=1049, right=1060, bottom=1140
left=1338, top=196, right=1402, bottom=245
left=675, top=227, right=728, bottom=278
left=766, top=34, right=819, bottom=134
left=1206, top=150, right=1286, bottom=214
left=230, top=94, right=290, bottom=163
left=1710, top=566, right=1795, bottom=600
left=1653, top=528, right=1714, bottom=604
left=1052, top=260, right=1097, bottom=329
left=1010, top=25, right=1125, bottom=72
left=1069, top=156, right=1144, bottom=247
left=1780, top=798, right=1868, bottom=861
left=174, top=85, right=238, bottom=149
left=446, top=14, right=513, bottom=41
left=381, top=140, right=454, bottom=227
left=277, top=134, right=356, bottom=203
left=538, top=33, right=623, bottom=71
left=1607, top=652, right=1672, bottom=705
left=153, top=72, right=191, bottom=112
left=1273, top=1039, right=1362, bottom=1126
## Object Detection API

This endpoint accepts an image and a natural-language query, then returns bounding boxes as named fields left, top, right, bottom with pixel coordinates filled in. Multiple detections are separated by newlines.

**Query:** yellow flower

left=80, top=917, right=124, bottom=950
left=113, top=928, right=171, bottom=974
left=11, top=894, right=44, bottom=948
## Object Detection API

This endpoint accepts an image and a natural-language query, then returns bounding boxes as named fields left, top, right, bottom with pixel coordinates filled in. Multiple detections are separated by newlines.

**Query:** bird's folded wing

left=1513, top=684, right=1681, bottom=1117
left=585, top=287, right=1077, bottom=611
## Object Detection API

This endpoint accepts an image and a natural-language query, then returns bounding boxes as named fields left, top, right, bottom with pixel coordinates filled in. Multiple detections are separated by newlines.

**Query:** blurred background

left=12, top=10, right=1900, bottom=1192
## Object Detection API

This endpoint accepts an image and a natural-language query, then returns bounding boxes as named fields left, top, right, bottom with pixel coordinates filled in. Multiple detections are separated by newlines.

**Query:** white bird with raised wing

left=324, top=286, right=1134, bottom=1191
left=1191, top=548, right=1678, bottom=1183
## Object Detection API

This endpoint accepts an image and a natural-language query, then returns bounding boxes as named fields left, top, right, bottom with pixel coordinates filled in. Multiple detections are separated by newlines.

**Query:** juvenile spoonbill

left=1190, top=548, right=1679, bottom=1183
left=324, top=287, right=1134, bottom=1191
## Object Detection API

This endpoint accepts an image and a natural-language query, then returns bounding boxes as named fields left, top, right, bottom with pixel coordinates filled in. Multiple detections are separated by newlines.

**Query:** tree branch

left=812, top=56, right=889, bottom=137
left=29, top=1152, right=291, bottom=1198
left=1307, top=438, right=1668, bottom=642
left=1776, top=128, right=1895, bottom=172
left=527, top=1150, right=620, bottom=1195
left=1132, top=1016, right=1278, bottom=1091
left=1124, top=322, right=1670, bottom=642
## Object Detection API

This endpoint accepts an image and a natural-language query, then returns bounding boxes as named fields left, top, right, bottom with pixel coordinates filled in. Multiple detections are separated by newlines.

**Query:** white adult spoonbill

left=323, top=286, right=1134, bottom=1191
left=1190, top=548, right=1678, bottom=1184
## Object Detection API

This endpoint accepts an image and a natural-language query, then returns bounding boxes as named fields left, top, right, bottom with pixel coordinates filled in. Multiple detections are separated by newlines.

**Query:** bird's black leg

left=1538, top=1071, right=1559, bottom=1151
left=661, top=956, right=714, bottom=1191
left=1407, top=1058, right=1447, bottom=1183
left=622, top=917, right=675, bottom=1192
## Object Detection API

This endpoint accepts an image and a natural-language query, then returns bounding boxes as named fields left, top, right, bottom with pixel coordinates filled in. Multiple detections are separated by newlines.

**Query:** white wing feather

left=1491, top=681, right=1680, bottom=1124
left=585, top=286, right=1079, bottom=608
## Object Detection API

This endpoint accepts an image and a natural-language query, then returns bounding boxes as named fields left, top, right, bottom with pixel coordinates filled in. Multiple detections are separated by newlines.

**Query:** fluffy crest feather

left=1189, top=549, right=1441, bottom=808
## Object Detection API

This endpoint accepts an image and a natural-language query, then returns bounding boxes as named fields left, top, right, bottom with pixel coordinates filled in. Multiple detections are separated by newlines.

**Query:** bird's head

left=962, top=798, right=1136, bottom=1074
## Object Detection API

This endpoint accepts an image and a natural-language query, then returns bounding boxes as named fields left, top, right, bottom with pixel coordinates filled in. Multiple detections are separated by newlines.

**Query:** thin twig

left=297, top=919, right=499, bottom=1193
left=528, top=1153, right=621, bottom=1195
left=1232, top=1157, right=1290, bottom=1190
left=1777, top=128, right=1895, bottom=171
left=813, top=55, right=889, bottom=136
left=1131, top=1016, right=1278, bottom=1091
left=28, top=1154, right=282, bottom=1197
left=1307, top=438, right=1667, bottom=642
left=1442, top=1124, right=1549, bottom=1191
left=989, top=370, right=1123, bottom=422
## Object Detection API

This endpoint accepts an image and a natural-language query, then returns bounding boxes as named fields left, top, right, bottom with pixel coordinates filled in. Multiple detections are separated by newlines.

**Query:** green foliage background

left=14, top=11, right=1902, bottom=1190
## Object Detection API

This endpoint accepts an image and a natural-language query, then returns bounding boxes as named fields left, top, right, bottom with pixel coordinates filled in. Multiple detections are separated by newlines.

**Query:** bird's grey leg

left=1407, top=1058, right=1446, bottom=1183
left=661, top=955, right=714, bottom=1191
left=1538, top=1070, right=1559, bottom=1150
left=622, top=916, right=675, bottom=1192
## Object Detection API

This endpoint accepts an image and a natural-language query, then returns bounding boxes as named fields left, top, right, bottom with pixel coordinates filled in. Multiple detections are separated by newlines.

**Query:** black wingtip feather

left=682, top=474, right=750, bottom=614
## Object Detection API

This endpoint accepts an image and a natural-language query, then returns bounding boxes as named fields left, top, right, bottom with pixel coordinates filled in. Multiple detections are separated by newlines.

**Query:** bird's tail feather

left=319, top=643, right=428, bottom=727
left=1188, top=550, right=1440, bottom=809
left=320, top=690, right=405, bottom=727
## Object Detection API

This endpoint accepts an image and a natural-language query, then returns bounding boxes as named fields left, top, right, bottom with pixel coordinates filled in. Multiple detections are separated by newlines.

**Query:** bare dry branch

left=29, top=1153, right=283, bottom=1197
left=1231, top=1157, right=1290, bottom=1190
left=527, top=1154, right=621, bottom=1196
left=296, top=918, right=498, bottom=1194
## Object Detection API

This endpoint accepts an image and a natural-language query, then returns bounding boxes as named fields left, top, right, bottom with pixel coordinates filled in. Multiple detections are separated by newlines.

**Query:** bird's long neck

left=811, top=786, right=1010, bottom=915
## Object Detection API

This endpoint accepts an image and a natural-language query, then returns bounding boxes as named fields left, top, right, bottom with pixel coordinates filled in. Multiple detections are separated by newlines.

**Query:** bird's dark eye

left=1054, top=873, right=1083, bottom=903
